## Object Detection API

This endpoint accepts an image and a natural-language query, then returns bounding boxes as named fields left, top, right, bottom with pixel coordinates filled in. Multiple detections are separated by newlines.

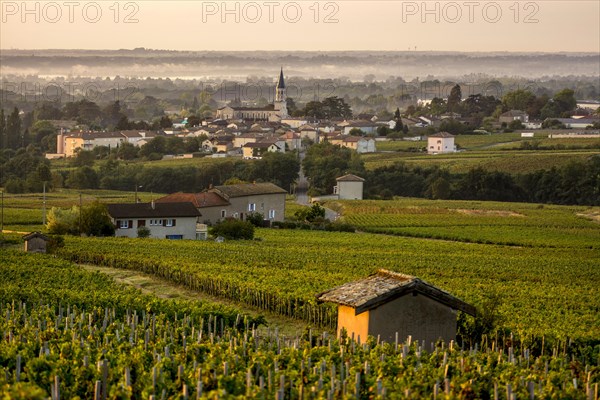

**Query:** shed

left=317, top=269, right=476, bottom=345
left=23, top=232, right=50, bottom=253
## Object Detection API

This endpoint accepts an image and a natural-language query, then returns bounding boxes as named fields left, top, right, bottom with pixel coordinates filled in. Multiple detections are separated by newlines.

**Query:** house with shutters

left=427, top=132, right=456, bottom=154
left=107, top=201, right=203, bottom=240
left=156, top=182, right=287, bottom=225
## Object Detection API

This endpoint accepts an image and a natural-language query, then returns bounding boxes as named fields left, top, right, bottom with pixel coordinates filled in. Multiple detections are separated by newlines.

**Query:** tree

left=302, top=97, right=352, bottom=119
left=303, top=142, right=365, bottom=196
left=294, top=203, right=326, bottom=223
left=502, top=89, right=535, bottom=112
left=46, top=206, right=80, bottom=235
left=393, top=107, right=404, bottom=133
left=0, top=108, right=5, bottom=150
left=71, top=150, right=96, bottom=167
left=6, top=107, right=22, bottom=149
left=540, top=89, right=577, bottom=119
left=80, top=201, right=115, bottom=236
left=447, top=84, right=462, bottom=113
left=159, top=116, right=173, bottom=128
left=31, top=120, right=57, bottom=146
left=117, top=142, right=139, bottom=160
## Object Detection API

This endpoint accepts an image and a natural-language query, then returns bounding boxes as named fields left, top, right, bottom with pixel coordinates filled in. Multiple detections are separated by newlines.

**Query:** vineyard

left=56, top=224, right=600, bottom=342
left=328, top=199, right=600, bottom=249
left=1, top=251, right=599, bottom=399
left=361, top=150, right=597, bottom=174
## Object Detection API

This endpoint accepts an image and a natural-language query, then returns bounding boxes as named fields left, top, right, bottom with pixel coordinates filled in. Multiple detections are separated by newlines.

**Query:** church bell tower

left=274, top=68, right=288, bottom=118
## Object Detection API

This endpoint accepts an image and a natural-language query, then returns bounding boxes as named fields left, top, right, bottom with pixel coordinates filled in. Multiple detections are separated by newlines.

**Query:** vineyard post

left=1, top=190, right=3, bottom=232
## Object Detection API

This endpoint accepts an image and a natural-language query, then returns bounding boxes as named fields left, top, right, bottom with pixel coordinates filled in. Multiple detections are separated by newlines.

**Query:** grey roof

left=213, top=182, right=287, bottom=198
left=429, top=132, right=455, bottom=138
left=23, top=231, right=49, bottom=241
left=107, top=202, right=201, bottom=219
left=337, top=174, right=365, bottom=182
left=317, top=269, right=476, bottom=316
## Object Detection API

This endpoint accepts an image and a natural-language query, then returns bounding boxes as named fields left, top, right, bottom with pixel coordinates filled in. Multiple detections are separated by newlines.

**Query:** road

left=295, top=150, right=339, bottom=221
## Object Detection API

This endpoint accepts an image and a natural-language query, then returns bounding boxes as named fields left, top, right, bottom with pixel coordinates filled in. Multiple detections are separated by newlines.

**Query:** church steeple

left=275, top=67, right=286, bottom=103
left=277, top=67, right=285, bottom=90
left=274, top=68, right=288, bottom=118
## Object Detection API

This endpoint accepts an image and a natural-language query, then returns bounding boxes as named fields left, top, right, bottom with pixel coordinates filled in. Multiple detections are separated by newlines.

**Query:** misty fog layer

left=1, top=50, right=599, bottom=81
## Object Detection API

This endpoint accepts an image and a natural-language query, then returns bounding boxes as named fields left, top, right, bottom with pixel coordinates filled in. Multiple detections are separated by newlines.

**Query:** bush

left=246, top=212, right=265, bottom=227
left=137, top=226, right=151, bottom=238
left=210, top=219, right=255, bottom=240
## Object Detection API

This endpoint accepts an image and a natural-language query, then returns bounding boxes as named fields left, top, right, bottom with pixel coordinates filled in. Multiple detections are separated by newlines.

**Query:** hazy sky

left=1, top=1, right=599, bottom=52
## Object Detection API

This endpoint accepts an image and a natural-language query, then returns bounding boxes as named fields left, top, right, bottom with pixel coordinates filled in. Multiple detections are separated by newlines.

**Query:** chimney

left=151, top=199, right=155, bottom=210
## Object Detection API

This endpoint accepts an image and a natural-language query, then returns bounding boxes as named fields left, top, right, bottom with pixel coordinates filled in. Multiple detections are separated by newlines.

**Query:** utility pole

left=42, top=182, right=47, bottom=225
left=79, top=193, right=82, bottom=235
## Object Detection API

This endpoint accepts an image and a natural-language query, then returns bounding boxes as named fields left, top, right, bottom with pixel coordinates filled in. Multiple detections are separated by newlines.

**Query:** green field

left=2, top=252, right=596, bottom=399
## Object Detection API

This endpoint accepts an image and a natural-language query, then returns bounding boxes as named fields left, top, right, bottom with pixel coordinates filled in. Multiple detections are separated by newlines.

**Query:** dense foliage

left=210, top=219, right=255, bottom=240
left=362, top=157, right=600, bottom=205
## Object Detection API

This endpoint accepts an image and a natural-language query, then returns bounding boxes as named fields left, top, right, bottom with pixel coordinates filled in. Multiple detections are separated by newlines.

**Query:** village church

left=216, top=69, right=288, bottom=122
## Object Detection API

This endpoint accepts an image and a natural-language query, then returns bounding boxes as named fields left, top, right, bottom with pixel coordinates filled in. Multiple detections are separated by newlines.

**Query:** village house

left=107, top=201, right=203, bottom=240
left=499, top=110, right=529, bottom=124
left=279, top=131, right=302, bottom=151
left=334, top=174, right=365, bottom=200
left=242, top=138, right=285, bottom=159
left=317, top=269, right=476, bottom=345
left=329, top=135, right=376, bottom=153
left=427, top=132, right=456, bottom=154
left=156, top=182, right=287, bottom=225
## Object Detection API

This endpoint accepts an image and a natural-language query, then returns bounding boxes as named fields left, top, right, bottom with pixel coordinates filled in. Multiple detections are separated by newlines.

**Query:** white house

left=427, top=132, right=456, bottom=154
left=107, top=201, right=202, bottom=240
left=334, top=174, right=365, bottom=200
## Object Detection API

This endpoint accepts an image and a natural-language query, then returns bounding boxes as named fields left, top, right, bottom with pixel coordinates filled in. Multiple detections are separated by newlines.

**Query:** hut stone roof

left=317, top=269, right=476, bottom=316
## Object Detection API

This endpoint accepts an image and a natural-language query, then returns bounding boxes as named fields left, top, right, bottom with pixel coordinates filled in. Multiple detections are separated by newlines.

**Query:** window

left=221, top=210, right=226, bottom=218
left=118, top=220, right=130, bottom=229
left=248, top=203, right=256, bottom=212
left=149, top=219, right=162, bottom=226
left=268, top=209, right=276, bottom=219
left=165, top=219, right=175, bottom=227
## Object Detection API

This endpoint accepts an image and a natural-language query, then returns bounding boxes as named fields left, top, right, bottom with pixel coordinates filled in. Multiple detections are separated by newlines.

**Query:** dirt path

left=80, top=264, right=318, bottom=337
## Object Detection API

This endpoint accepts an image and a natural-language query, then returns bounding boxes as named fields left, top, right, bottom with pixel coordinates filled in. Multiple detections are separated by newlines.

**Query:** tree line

left=1, top=148, right=299, bottom=195
left=302, top=142, right=599, bottom=206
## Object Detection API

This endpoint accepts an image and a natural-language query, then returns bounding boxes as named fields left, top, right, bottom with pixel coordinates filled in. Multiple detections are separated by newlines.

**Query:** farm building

left=23, top=232, right=49, bottom=253
left=427, top=132, right=456, bottom=154
left=317, top=269, right=476, bottom=345
left=334, top=174, right=365, bottom=200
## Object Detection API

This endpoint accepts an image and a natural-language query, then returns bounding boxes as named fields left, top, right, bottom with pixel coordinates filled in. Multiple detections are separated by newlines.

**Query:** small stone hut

left=317, top=269, right=476, bottom=345
left=23, top=232, right=49, bottom=253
